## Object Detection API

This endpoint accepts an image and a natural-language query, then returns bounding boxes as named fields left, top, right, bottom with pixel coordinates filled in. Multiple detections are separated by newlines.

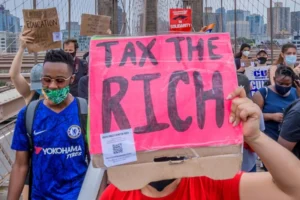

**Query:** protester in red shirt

left=100, top=87, right=300, bottom=200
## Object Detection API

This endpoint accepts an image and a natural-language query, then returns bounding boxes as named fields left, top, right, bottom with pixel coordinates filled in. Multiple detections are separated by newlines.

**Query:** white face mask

left=243, top=51, right=250, bottom=57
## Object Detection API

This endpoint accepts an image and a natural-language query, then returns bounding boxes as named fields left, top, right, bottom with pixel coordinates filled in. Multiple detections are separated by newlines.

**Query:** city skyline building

left=267, top=2, right=291, bottom=37
left=216, top=7, right=226, bottom=32
left=246, top=14, right=264, bottom=39
left=226, top=21, right=250, bottom=38
left=0, top=5, right=21, bottom=33
left=291, top=11, right=300, bottom=36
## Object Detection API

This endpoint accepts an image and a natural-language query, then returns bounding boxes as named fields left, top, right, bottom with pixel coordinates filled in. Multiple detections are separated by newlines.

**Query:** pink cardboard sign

left=89, top=33, right=242, bottom=154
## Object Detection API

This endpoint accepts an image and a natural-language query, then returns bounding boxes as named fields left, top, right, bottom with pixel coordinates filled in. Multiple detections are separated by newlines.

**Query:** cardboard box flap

left=92, top=145, right=242, bottom=191
left=107, top=153, right=242, bottom=191
left=93, top=145, right=242, bottom=168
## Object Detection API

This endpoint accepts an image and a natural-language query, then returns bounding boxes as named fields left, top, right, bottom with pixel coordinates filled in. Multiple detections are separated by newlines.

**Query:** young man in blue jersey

left=8, top=49, right=88, bottom=200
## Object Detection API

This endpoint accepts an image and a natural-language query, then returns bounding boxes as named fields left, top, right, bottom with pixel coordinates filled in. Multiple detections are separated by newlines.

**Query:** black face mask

left=70, top=51, right=76, bottom=58
left=257, top=57, right=267, bottom=64
left=149, top=179, right=176, bottom=192
left=275, top=84, right=291, bottom=96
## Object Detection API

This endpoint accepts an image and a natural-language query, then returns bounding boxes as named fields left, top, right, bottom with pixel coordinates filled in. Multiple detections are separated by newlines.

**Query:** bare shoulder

left=240, top=172, right=293, bottom=200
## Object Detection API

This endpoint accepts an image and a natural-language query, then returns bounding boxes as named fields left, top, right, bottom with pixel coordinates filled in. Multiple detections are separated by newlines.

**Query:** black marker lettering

left=165, top=37, right=185, bottom=62
left=96, top=41, right=119, bottom=68
left=168, top=71, right=192, bottom=132
left=119, top=42, right=137, bottom=66
left=136, top=39, right=158, bottom=67
left=132, top=73, right=169, bottom=133
left=208, top=37, right=222, bottom=60
left=193, top=71, right=224, bottom=129
left=186, top=37, right=204, bottom=61
left=102, top=76, right=131, bottom=133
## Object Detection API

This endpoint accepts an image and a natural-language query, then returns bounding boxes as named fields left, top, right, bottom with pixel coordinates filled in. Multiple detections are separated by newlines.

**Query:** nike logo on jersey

left=33, top=130, right=47, bottom=136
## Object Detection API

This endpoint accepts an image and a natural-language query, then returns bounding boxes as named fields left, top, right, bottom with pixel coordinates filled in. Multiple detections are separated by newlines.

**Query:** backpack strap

left=25, top=100, right=42, bottom=152
left=24, top=99, right=41, bottom=200
left=30, top=91, right=40, bottom=103
left=76, top=97, right=91, bottom=163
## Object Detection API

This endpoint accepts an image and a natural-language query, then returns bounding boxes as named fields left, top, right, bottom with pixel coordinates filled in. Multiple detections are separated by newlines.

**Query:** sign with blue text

left=245, top=66, right=270, bottom=96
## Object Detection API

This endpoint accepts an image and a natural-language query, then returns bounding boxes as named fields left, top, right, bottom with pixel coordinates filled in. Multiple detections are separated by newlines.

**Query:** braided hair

left=275, top=65, right=296, bottom=82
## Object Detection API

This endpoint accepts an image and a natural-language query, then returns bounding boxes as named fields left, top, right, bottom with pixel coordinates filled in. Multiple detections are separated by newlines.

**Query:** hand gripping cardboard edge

left=92, top=145, right=242, bottom=191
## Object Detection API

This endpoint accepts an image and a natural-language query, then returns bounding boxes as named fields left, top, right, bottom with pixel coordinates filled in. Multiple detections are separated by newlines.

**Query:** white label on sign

left=52, top=32, right=62, bottom=42
left=100, top=129, right=137, bottom=167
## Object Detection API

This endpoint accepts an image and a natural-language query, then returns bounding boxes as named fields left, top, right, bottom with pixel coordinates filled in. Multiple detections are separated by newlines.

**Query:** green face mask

left=43, top=86, right=70, bottom=105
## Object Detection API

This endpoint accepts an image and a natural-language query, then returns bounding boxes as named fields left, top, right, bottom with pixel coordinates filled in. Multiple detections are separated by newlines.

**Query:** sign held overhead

left=80, top=14, right=111, bottom=36
left=22, top=7, right=61, bottom=53
left=169, top=8, right=192, bottom=32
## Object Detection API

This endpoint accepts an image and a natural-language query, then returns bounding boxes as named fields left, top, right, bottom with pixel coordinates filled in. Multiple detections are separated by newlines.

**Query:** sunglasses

left=41, top=76, right=72, bottom=86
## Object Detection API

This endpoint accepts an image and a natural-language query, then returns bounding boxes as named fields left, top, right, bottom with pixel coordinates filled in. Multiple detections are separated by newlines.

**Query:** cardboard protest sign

left=89, top=33, right=243, bottom=190
left=169, top=8, right=192, bottom=32
left=80, top=14, right=111, bottom=36
left=245, top=66, right=270, bottom=95
left=23, top=8, right=61, bottom=53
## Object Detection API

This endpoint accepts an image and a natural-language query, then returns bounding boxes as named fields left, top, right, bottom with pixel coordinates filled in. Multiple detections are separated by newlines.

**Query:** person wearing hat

left=9, top=30, right=44, bottom=200
left=256, top=49, right=268, bottom=67
left=9, top=30, right=44, bottom=105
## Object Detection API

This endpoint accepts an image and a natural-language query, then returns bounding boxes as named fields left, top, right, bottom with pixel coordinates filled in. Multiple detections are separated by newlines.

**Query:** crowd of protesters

left=6, top=29, right=300, bottom=200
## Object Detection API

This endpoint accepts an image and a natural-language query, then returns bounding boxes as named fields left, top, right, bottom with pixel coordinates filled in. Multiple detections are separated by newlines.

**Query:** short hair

left=44, top=49, right=74, bottom=74
left=63, top=39, right=79, bottom=49
left=275, top=65, right=296, bottom=81
left=237, top=73, right=251, bottom=98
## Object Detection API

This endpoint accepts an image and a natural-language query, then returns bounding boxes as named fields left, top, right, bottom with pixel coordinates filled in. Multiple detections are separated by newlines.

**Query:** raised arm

left=9, top=31, right=34, bottom=104
left=269, top=65, right=277, bottom=85
left=228, top=88, right=300, bottom=200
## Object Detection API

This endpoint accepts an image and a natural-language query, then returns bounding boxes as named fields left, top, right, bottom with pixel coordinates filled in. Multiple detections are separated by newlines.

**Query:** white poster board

left=245, top=66, right=270, bottom=96
left=77, top=162, right=105, bottom=200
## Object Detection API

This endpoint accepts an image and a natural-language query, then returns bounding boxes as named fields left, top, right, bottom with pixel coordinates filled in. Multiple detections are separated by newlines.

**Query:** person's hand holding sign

left=227, top=87, right=261, bottom=142
left=19, top=30, right=34, bottom=50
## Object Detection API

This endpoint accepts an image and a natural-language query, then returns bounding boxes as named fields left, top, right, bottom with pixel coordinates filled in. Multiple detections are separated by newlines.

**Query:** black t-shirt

left=280, top=101, right=300, bottom=158
left=70, top=57, right=88, bottom=97
left=78, top=75, right=88, bottom=101
left=30, top=91, right=40, bottom=102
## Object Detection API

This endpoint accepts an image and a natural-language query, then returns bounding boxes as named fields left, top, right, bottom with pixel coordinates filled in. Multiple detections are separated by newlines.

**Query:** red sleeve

left=198, top=172, right=243, bottom=200
left=99, top=185, right=114, bottom=200
left=219, top=172, right=243, bottom=200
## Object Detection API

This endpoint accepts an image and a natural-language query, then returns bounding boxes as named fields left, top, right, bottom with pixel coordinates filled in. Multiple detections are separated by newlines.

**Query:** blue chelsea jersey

left=11, top=99, right=88, bottom=200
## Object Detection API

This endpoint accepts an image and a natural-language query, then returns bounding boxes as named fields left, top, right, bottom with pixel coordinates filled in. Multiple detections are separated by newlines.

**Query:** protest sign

left=80, top=14, right=111, bottom=36
left=169, top=8, right=192, bottom=32
left=245, top=66, right=270, bottom=95
left=23, top=8, right=61, bottom=53
left=89, top=33, right=243, bottom=190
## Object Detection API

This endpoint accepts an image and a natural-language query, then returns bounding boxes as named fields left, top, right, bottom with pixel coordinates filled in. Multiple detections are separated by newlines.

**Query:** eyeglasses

left=41, top=76, right=72, bottom=86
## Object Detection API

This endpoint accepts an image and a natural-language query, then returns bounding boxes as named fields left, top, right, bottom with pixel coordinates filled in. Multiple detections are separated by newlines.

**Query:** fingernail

left=233, top=121, right=239, bottom=127
left=226, top=94, right=232, bottom=100
left=229, top=116, right=234, bottom=124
